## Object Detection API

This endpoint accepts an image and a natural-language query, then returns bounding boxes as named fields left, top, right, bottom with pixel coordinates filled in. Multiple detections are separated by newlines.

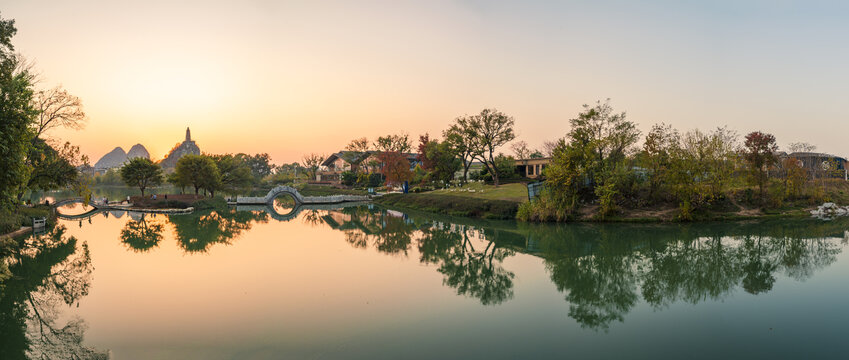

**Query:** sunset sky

left=5, top=0, right=849, bottom=164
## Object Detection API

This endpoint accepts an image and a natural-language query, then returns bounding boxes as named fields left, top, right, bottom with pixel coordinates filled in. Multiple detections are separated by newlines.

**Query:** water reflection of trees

left=168, top=209, right=268, bottom=253
left=314, top=207, right=847, bottom=330
left=120, top=214, right=165, bottom=252
left=318, top=206, right=516, bottom=305
left=0, top=226, right=108, bottom=359
left=529, top=221, right=846, bottom=331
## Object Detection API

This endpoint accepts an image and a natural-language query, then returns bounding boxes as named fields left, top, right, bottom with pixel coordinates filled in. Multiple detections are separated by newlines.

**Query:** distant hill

left=94, top=144, right=151, bottom=171
left=127, top=144, right=150, bottom=160
left=93, top=147, right=127, bottom=170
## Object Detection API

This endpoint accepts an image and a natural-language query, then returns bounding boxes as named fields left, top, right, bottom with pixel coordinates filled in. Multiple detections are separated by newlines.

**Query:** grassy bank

left=295, top=184, right=369, bottom=197
left=430, top=182, right=528, bottom=203
left=373, top=193, right=520, bottom=220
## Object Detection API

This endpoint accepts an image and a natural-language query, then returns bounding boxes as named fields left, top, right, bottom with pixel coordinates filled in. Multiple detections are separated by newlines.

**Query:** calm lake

left=4, top=194, right=849, bottom=359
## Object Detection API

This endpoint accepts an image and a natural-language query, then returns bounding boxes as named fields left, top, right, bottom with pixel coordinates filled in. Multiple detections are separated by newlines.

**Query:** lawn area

left=295, top=184, right=368, bottom=196
left=373, top=193, right=519, bottom=219
left=431, top=182, right=528, bottom=203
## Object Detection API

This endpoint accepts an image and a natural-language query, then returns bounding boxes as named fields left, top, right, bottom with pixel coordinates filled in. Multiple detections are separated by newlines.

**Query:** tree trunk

left=140, top=187, right=145, bottom=197
left=194, top=186, right=199, bottom=195
left=488, top=150, right=500, bottom=186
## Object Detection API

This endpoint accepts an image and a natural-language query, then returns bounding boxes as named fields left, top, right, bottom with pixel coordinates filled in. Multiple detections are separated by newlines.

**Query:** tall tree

left=120, top=158, right=163, bottom=196
left=0, top=15, right=36, bottom=211
left=417, top=133, right=435, bottom=170
left=443, top=117, right=477, bottom=181
left=31, top=86, right=86, bottom=138
left=641, top=123, right=679, bottom=201
left=743, top=131, right=778, bottom=202
left=541, top=100, right=639, bottom=215
left=302, top=153, right=324, bottom=180
left=468, top=108, right=516, bottom=186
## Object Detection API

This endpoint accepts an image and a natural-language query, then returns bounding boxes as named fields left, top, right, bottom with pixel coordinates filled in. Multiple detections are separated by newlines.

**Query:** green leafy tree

left=424, top=140, right=462, bottom=182
left=210, top=154, right=253, bottom=194
left=541, top=100, right=639, bottom=216
left=21, top=139, right=83, bottom=199
left=480, top=154, right=517, bottom=182
left=174, top=154, right=221, bottom=196
left=562, top=99, right=639, bottom=192
left=641, top=123, right=679, bottom=201
left=235, top=153, right=274, bottom=179
left=167, top=171, right=187, bottom=194
left=0, top=15, right=36, bottom=211
left=444, top=116, right=478, bottom=181
left=666, top=128, right=739, bottom=218
left=341, top=170, right=357, bottom=186
left=373, top=134, right=412, bottom=153
left=120, top=157, right=163, bottom=196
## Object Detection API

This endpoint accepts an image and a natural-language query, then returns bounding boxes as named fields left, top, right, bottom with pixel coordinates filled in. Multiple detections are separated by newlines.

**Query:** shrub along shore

left=373, top=180, right=848, bottom=223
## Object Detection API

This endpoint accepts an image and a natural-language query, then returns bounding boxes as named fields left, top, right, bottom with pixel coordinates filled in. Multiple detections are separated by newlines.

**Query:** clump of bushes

left=0, top=206, right=52, bottom=234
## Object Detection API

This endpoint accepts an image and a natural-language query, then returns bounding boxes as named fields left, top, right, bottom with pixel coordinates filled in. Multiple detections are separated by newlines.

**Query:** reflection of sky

left=54, top=210, right=849, bottom=359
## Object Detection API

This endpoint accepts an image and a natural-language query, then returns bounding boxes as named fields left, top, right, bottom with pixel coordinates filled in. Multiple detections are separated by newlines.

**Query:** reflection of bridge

left=235, top=185, right=370, bottom=206
left=56, top=208, right=147, bottom=221
left=236, top=202, right=370, bottom=221
left=52, top=197, right=98, bottom=208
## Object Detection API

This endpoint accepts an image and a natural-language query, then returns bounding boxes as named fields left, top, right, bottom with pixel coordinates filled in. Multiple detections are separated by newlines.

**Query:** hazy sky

left=5, top=0, right=849, bottom=163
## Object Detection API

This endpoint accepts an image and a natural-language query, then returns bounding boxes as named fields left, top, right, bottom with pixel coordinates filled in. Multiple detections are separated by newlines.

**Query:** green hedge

left=374, top=193, right=519, bottom=220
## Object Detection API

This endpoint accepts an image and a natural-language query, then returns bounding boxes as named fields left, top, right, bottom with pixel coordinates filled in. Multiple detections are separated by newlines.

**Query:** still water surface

left=4, top=201, right=849, bottom=359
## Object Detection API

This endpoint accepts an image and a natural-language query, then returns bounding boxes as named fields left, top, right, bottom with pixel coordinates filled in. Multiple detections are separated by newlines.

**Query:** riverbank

left=374, top=189, right=838, bottom=223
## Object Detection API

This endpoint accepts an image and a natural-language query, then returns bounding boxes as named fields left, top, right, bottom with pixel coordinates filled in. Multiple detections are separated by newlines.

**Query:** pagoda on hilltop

left=160, top=127, right=201, bottom=168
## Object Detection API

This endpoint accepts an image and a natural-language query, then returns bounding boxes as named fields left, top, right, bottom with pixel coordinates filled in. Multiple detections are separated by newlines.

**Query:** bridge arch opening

left=271, top=193, right=298, bottom=216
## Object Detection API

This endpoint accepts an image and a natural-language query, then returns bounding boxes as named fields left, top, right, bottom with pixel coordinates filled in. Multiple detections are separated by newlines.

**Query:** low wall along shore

left=236, top=185, right=370, bottom=205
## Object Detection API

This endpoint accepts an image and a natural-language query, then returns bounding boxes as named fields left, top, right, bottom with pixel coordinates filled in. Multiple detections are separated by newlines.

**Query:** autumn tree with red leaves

left=743, top=131, right=778, bottom=202
left=378, top=151, right=412, bottom=187
left=417, top=133, right=436, bottom=170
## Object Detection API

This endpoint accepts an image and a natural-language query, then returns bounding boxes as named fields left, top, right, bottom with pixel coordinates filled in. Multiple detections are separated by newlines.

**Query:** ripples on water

left=2, top=204, right=848, bottom=359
